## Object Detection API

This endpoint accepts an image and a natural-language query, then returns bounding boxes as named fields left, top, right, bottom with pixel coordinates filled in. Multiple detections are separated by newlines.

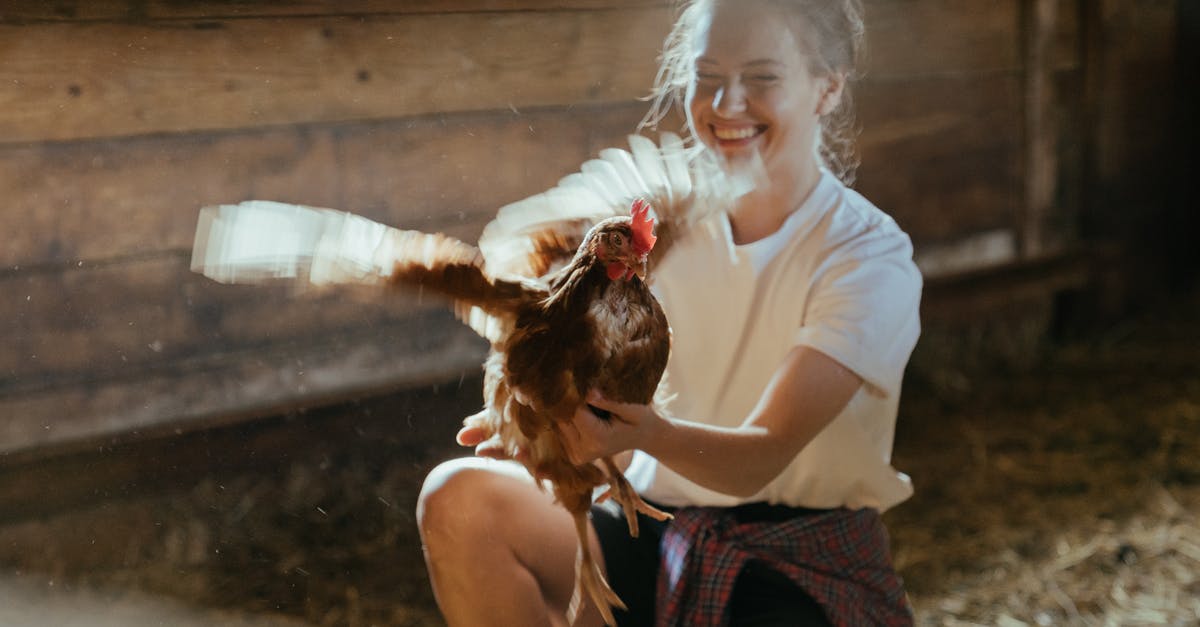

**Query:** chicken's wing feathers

left=192, top=201, right=399, bottom=286
left=480, top=187, right=606, bottom=277
left=191, top=200, right=539, bottom=340
left=480, top=133, right=718, bottom=280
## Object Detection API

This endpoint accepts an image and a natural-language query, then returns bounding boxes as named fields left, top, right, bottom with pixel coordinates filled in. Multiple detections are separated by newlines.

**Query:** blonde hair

left=640, top=0, right=866, bottom=185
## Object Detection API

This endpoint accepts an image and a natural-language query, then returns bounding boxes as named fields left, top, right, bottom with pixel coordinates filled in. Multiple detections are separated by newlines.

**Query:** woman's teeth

left=713, top=126, right=759, bottom=141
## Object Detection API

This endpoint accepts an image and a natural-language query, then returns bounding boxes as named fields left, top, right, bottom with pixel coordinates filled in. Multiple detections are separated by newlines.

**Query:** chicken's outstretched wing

left=191, top=200, right=541, bottom=340
left=479, top=132, right=742, bottom=281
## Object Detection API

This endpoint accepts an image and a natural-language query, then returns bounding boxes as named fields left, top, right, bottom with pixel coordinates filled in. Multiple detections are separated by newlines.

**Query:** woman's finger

left=474, top=439, right=510, bottom=460
left=455, top=424, right=488, bottom=447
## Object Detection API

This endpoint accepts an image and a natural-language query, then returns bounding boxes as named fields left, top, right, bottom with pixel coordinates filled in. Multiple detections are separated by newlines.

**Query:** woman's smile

left=710, top=123, right=766, bottom=144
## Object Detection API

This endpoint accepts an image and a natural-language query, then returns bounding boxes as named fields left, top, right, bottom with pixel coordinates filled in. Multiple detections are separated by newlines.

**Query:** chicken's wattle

left=607, top=261, right=628, bottom=281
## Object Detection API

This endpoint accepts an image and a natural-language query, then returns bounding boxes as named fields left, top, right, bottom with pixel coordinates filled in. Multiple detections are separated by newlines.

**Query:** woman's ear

left=816, top=72, right=847, bottom=116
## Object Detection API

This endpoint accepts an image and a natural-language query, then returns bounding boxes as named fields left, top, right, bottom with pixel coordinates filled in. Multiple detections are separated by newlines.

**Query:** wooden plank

left=0, top=0, right=669, bottom=22
left=856, top=72, right=1023, bottom=246
left=0, top=314, right=489, bottom=459
left=0, top=251, right=448, bottom=387
left=1021, top=0, right=1060, bottom=258
left=1053, top=0, right=1081, bottom=70
left=0, top=129, right=344, bottom=269
left=862, top=0, right=1020, bottom=77
left=0, top=9, right=671, bottom=144
left=0, top=374, right=480, bottom=521
left=915, top=228, right=1018, bottom=278
left=921, top=249, right=1092, bottom=322
left=0, top=0, right=1052, bottom=146
left=333, top=104, right=647, bottom=230
left=0, top=103, right=643, bottom=269
left=1080, top=0, right=1176, bottom=213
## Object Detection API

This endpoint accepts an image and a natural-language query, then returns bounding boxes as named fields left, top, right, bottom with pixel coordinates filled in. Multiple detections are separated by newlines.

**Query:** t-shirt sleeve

left=792, top=229, right=923, bottom=398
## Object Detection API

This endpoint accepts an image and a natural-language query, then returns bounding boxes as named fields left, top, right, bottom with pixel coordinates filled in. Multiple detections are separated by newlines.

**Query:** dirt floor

left=0, top=288, right=1196, bottom=626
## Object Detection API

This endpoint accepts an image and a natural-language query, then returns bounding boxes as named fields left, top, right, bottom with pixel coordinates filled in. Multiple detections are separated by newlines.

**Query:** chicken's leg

left=598, top=457, right=673, bottom=538
left=567, top=508, right=625, bottom=627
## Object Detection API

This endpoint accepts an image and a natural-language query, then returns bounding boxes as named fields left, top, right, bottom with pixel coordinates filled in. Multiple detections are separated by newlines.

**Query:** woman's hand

left=456, top=424, right=523, bottom=463
left=560, top=391, right=664, bottom=465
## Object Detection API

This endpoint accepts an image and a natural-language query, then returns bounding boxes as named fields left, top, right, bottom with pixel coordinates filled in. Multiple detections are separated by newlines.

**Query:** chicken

left=190, top=133, right=744, bottom=625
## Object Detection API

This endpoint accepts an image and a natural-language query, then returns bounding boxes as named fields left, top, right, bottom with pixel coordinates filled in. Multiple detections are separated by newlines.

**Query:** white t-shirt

left=623, top=170, right=922, bottom=512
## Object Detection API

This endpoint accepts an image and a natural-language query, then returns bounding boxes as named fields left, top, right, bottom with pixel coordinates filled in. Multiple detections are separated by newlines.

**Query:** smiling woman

left=417, top=1, right=921, bottom=626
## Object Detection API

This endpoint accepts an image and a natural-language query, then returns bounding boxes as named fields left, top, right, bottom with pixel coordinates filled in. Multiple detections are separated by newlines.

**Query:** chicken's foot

left=597, top=457, right=673, bottom=538
left=567, top=511, right=625, bottom=627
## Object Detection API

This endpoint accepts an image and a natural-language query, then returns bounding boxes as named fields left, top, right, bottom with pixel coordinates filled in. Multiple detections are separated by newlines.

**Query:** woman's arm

left=566, top=345, right=862, bottom=498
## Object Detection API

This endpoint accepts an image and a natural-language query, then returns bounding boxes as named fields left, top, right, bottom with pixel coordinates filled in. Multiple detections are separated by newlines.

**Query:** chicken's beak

left=633, top=255, right=648, bottom=281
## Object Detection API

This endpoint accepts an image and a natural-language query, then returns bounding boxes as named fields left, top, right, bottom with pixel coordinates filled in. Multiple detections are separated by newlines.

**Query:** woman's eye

left=747, top=74, right=779, bottom=83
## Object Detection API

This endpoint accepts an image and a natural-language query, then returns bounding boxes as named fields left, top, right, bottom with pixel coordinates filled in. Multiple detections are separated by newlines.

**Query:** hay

left=889, top=290, right=1200, bottom=625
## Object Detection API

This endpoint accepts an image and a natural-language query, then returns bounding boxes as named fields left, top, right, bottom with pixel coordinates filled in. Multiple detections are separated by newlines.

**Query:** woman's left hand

left=560, top=391, right=661, bottom=465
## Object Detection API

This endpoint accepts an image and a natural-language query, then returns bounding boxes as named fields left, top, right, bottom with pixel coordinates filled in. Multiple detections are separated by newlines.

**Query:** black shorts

left=590, top=499, right=833, bottom=626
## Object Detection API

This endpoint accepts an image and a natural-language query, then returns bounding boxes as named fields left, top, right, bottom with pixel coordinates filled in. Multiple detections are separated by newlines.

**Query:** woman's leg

left=417, top=457, right=607, bottom=627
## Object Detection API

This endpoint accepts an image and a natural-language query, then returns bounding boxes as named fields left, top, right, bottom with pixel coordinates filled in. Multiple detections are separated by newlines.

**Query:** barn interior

left=1, top=1, right=1197, bottom=625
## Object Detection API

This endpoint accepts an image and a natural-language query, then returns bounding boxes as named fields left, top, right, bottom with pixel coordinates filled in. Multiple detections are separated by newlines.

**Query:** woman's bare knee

left=417, top=457, right=531, bottom=540
left=417, top=458, right=582, bottom=626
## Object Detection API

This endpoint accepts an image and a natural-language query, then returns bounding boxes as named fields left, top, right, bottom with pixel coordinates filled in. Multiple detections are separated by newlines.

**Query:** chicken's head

left=587, top=199, right=657, bottom=281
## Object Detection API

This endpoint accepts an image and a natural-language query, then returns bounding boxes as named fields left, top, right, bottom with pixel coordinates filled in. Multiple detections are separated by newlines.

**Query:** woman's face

left=685, top=1, right=841, bottom=181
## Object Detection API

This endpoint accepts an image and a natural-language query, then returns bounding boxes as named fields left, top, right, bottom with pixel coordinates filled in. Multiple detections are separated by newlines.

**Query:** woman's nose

left=712, top=80, right=746, bottom=115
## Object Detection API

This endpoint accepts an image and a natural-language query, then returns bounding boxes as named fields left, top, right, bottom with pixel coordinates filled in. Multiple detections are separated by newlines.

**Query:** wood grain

left=0, top=314, right=488, bottom=458
left=0, top=0, right=669, bottom=22
left=862, top=0, right=1019, bottom=77
left=857, top=72, right=1024, bottom=246
left=1022, top=0, right=1060, bottom=258
left=0, top=0, right=1063, bottom=146
left=1, top=252, right=439, bottom=388
left=0, top=9, right=671, bottom=144
left=0, top=104, right=645, bottom=269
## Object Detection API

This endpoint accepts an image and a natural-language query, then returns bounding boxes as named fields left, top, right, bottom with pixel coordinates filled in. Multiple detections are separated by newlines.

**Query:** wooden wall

left=0, top=0, right=1180, bottom=459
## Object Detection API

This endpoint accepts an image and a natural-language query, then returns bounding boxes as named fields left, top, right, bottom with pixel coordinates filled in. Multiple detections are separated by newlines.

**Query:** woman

left=418, top=1, right=920, bottom=625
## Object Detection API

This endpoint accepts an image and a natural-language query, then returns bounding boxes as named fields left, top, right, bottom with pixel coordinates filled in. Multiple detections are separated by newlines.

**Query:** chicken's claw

left=599, top=457, right=672, bottom=538
left=567, top=512, right=626, bottom=627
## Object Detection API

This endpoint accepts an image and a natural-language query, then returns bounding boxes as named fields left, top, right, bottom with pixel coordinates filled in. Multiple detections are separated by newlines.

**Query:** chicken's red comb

left=630, top=198, right=657, bottom=255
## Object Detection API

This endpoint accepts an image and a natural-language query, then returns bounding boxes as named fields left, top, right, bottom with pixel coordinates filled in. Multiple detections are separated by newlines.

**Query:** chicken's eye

left=611, top=233, right=624, bottom=248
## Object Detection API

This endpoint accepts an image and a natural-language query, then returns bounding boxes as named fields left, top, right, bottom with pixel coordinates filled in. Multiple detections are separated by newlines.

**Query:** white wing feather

left=192, top=201, right=519, bottom=343
left=478, top=132, right=730, bottom=279
left=191, top=200, right=401, bottom=287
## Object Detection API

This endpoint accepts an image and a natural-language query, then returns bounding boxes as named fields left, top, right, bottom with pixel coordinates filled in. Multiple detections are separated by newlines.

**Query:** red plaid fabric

left=655, top=506, right=912, bottom=627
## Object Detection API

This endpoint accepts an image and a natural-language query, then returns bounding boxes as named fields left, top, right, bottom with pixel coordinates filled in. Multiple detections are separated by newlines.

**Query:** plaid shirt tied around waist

left=655, top=505, right=913, bottom=627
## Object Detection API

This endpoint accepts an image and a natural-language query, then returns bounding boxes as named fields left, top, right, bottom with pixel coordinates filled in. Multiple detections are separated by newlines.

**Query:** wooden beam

left=0, top=311, right=488, bottom=460
left=0, top=103, right=645, bottom=269
left=921, top=249, right=1093, bottom=322
left=862, top=0, right=1020, bottom=77
left=0, top=8, right=672, bottom=145
left=1, top=252, right=437, bottom=387
left=0, top=0, right=1045, bottom=147
left=0, top=0, right=671, bottom=22
left=1022, top=0, right=1060, bottom=258
left=856, top=72, right=1024, bottom=246
left=0, top=372, right=479, bottom=523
